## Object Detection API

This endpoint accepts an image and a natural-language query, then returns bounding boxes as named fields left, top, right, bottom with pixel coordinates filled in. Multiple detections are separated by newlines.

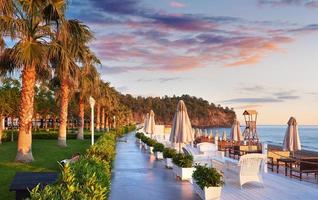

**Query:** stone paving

left=109, top=132, right=200, bottom=200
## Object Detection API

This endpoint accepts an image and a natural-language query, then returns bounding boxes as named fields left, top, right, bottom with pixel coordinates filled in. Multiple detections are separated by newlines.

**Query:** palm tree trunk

left=96, top=103, right=100, bottom=131
left=58, top=79, right=69, bottom=147
left=101, top=108, right=105, bottom=131
left=0, top=115, right=3, bottom=144
left=77, top=97, right=85, bottom=140
left=15, top=64, right=36, bottom=163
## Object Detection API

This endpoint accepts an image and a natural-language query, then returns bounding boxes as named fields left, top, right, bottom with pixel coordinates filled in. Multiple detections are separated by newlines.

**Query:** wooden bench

left=290, top=157, right=318, bottom=181
left=9, top=172, right=59, bottom=200
left=267, top=150, right=290, bottom=172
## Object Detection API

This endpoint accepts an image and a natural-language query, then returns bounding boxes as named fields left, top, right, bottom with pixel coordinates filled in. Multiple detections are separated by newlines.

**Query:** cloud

left=224, top=97, right=283, bottom=104
left=170, top=1, right=186, bottom=8
left=258, top=0, right=318, bottom=9
left=234, top=104, right=263, bottom=109
left=137, top=77, right=185, bottom=83
left=67, top=0, right=318, bottom=74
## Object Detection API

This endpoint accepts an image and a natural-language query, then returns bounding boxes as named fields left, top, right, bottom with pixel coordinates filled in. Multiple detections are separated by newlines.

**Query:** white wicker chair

left=239, top=153, right=266, bottom=189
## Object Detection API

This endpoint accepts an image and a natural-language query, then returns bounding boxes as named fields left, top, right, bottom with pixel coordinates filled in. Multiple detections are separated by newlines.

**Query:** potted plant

left=192, top=165, right=224, bottom=200
left=172, top=153, right=194, bottom=181
left=163, top=148, right=176, bottom=168
left=141, top=135, right=148, bottom=150
left=146, top=138, right=156, bottom=154
left=153, top=143, right=165, bottom=160
left=135, top=132, right=143, bottom=144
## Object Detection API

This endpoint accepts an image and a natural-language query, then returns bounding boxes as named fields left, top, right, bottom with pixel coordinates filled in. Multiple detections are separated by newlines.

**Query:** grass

left=0, top=139, right=91, bottom=200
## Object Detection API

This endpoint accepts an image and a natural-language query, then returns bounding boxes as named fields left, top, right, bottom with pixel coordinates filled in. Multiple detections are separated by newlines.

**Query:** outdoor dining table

left=277, top=158, right=296, bottom=176
left=9, top=172, right=59, bottom=200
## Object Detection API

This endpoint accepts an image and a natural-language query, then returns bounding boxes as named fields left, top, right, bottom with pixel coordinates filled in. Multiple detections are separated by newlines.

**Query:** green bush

left=172, top=153, right=193, bottom=168
left=140, top=135, right=149, bottom=143
left=30, top=125, right=135, bottom=199
left=135, top=132, right=144, bottom=139
left=146, top=138, right=156, bottom=147
left=192, top=165, right=224, bottom=189
left=163, top=148, right=177, bottom=158
left=153, top=143, right=164, bottom=152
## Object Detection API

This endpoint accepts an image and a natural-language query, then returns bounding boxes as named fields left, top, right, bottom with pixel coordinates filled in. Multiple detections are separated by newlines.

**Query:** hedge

left=30, top=125, right=136, bottom=200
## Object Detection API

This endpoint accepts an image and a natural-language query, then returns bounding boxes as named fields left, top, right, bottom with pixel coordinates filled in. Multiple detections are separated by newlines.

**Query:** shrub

left=163, top=148, right=177, bottom=158
left=135, top=132, right=144, bottom=139
left=140, top=135, right=149, bottom=143
left=153, top=143, right=165, bottom=152
left=172, top=153, right=193, bottom=168
left=192, top=165, right=224, bottom=189
left=30, top=125, right=136, bottom=199
left=146, top=138, right=156, bottom=147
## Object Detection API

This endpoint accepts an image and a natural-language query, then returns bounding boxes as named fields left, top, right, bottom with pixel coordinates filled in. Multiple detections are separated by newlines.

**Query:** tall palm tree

left=76, top=52, right=100, bottom=140
left=52, top=19, right=93, bottom=147
left=0, top=0, right=66, bottom=162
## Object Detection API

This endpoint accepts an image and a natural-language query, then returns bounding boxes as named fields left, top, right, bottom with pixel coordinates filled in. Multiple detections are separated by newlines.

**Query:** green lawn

left=0, top=139, right=91, bottom=200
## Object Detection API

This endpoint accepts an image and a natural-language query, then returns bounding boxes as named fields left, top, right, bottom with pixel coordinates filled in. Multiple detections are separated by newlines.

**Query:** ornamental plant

left=153, top=143, right=165, bottom=152
left=192, top=165, right=224, bottom=189
left=163, top=148, right=177, bottom=158
left=146, top=138, right=157, bottom=147
left=172, top=153, right=193, bottom=168
left=135, top=132, right=144, bottom=139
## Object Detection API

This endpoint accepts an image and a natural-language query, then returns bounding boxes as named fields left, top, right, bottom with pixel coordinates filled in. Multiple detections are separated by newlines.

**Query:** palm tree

left=0, top=1, right=66, bottom=162
left=76, top=52, right=100, bottom=140
left=52, top=19, right=93, bottom=147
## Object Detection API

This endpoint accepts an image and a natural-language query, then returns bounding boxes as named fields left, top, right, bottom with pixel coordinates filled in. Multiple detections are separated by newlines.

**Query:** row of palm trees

left=0, top=1, right=132, bottom=163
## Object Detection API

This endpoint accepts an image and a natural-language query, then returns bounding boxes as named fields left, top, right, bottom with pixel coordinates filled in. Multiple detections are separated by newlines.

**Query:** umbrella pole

left=179, top=143, right=181, bottom=153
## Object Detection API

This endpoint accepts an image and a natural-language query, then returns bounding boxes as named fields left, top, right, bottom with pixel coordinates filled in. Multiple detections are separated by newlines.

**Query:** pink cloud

left=170, top=1, right=186, bottom=8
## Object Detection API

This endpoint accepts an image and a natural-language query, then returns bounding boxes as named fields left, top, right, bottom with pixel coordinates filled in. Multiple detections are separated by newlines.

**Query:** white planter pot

left=165, top=158, right=173, bottom=168
left=173, top=164, right=194, bottom=181
left=155, top=152, right=163, bottom=160
left=193, top=181, right=222, bottom=200
left=149, top=146, right=154, bottom=154
left=144, top=144, right=148, bottom=150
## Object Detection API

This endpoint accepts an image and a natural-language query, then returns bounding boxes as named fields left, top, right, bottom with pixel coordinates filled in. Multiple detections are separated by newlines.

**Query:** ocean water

left=202, top=125, right=318, bottom=152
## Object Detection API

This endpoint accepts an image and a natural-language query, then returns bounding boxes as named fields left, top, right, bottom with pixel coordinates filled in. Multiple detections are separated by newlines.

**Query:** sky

left=67, top=0, right=318, bottom=125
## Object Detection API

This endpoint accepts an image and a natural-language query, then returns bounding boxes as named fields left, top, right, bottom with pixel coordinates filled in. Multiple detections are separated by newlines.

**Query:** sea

left=203, top=125, right=318, bottom=152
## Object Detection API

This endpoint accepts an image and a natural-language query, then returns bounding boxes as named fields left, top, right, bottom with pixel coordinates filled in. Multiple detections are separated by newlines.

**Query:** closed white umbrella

left=215, top=131, right=219, bottom=141
left=222, top=131, right=227, bottom=141
left=169, top=100, right=194, bottom=152
left=230, top=120, right=243, bottom=142
left=143, top=113, right=149, bottom=133
left=145, top=110, right=156, bottom=138
left=283, top=117, right=301, bottom=156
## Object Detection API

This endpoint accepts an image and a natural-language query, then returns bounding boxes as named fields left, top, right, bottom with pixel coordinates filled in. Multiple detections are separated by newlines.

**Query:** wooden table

left=9, top=172, right=59, bottom=200
left=277, top=158, right=296, bottom=176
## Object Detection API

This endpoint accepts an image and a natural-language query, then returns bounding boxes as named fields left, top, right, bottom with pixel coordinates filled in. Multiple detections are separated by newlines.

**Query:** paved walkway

left=109, top=132, right=199, bottom=200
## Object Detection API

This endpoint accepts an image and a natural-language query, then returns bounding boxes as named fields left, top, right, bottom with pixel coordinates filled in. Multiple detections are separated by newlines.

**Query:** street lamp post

left=89, top=96, right=95, bottom=145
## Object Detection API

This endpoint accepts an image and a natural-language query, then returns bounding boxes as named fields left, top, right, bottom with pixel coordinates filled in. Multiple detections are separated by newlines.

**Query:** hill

left=120, top=94, right=236, bottom=127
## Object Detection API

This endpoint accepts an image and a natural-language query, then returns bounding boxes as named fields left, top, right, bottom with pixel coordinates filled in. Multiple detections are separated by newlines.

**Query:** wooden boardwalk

left=221, top=168, right=318, bottom=200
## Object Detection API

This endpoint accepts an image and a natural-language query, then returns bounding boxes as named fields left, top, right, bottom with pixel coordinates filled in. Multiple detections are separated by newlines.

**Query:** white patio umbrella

left=215, top=131, right=219, bottom=141
left=230, top=120, right=243, bottom=142
left=283, top=117, right=301, bottom=156
left=169, top=100, right=194, bottom=152
left=143, top=113, right=149, bottom=133
left=222, top=131, right=227, bottom=141
left=145, top=110, right=156, bottom=138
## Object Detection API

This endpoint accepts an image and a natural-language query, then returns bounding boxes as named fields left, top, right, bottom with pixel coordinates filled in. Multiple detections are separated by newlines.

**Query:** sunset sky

left=68, top=0, right=318, bottom=125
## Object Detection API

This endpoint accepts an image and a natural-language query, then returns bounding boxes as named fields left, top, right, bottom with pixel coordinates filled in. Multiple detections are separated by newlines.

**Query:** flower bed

left=30, top=125, right=135, bottom=199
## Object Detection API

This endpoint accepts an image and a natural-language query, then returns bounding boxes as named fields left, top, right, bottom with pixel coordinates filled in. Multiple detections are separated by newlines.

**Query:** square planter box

left=148, top=146, right=154, bottom=154
left=193, top=181, right=222, bottom=200
left=165, top=158, right=173, bottom=169
left=155, top=152, right=163, bottom=160
left=173, top=164, right=195, bottom=181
